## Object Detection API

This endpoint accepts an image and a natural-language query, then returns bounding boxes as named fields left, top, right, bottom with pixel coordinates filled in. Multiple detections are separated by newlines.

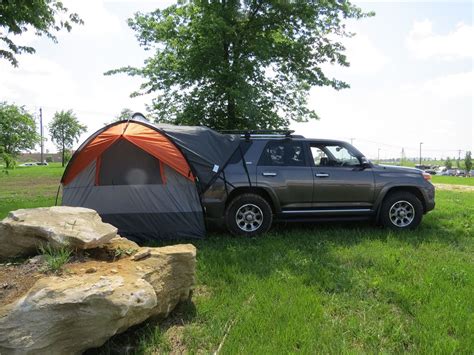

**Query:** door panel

left=257, top=140, right=313, bottom=210
left=310, top=143, right=375, bottom=208
left=257, top=166, right=314, bottom=209
left=312, top=167, right=375, bottom=207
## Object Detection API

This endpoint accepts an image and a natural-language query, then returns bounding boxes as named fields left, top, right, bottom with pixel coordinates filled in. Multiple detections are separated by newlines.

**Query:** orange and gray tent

left=61, top=118, right=239, bottom=242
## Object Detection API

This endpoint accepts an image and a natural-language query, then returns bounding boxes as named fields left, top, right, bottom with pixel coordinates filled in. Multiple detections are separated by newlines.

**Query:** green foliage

left=48, top=110, right=87, bottom=166
left=45, top=156, right=53, bottom=163
left=116, top=108, right=134, bottom=121
left=445, top=157, right=452, bottom=169
left=465, top=151, right=472, bottom=173
left=107, top=0, right=373, bottom=130
left=0, top=0, right=82, bottom=66
left=113, top=247, right=138, bottom=261
left=0, top=102, right=39, bottom=166
left=38, top=243, right=72, bottom=273
left=63, top=149, right=72, bottom=164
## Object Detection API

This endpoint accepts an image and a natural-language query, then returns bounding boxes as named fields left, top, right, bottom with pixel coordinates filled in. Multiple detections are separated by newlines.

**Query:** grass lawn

left=0, top=163, right=64, bottom=218
left=431, top=175, right=474, bottom=186
left=1, top=165, right=473, bottom=353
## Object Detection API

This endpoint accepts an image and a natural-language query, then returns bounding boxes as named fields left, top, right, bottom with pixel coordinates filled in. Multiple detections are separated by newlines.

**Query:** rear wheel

left=225, top=193, right=273, bottom=237
left=380, top=192, right=423, bottom=230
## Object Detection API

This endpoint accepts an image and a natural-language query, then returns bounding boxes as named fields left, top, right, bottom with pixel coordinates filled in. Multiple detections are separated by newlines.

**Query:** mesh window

left=99, top=139, right=163, bottom=185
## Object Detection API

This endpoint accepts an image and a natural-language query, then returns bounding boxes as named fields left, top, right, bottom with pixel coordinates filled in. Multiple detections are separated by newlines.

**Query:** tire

left=225, top=193, right=273, bottom=237
left=379, top=191, right=424, bottom=230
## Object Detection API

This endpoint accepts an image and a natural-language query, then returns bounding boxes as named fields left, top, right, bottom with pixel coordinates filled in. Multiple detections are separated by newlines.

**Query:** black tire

left=380, top=191, right=423, bottom=230
left=225, top=193, right=273, bottom=237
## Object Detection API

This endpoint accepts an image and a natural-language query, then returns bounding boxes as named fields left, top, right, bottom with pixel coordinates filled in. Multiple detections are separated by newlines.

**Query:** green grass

left=38, top=243, right=72, bottom=273
left=432, top=175, right=474, bottom=186
left=96, top=192, right=474, bottom=354
left=0, top=163, right=64, bottom=218
left=2, top=165, right=473, bottom=353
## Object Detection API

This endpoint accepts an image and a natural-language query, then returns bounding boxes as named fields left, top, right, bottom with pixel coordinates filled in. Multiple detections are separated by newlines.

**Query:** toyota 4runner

left=203, top=131, right=435, bottom=236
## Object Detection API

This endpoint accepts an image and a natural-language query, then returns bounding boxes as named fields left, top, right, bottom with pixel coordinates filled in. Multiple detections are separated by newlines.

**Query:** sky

left=0, top=0, right=472, bottom=161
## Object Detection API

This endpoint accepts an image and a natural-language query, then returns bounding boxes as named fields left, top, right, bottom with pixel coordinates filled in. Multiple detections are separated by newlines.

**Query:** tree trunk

left=62, top=141, right=65, bottom=167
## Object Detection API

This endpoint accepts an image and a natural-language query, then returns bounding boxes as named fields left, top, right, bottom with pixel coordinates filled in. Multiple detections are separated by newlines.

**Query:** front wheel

left=380, top=192, right=423, bottom=230
left=225, top=193, right=273, bottom=237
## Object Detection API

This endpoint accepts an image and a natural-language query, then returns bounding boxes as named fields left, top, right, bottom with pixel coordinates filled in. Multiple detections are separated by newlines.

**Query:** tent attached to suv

left=61, top=117, right=239, bottom=242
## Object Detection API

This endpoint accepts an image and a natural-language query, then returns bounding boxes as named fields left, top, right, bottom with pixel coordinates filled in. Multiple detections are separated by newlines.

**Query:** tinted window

left=228, top=141, right=253, bottom=164
left=259, top=141, right=306, bottom=166
left=99, top=139, right=163, bottom=185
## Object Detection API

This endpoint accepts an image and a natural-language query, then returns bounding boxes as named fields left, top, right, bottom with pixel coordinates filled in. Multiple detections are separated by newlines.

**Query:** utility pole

left=350, top=138, right=354, bottom=145
left=419, top=142, right=423, bottom=166
left=40, top=108, right=44, bottom=164
left=458, top=149, right=461, bottom=168
left=377, top=148, right=381, bottom=164
left=401, top=148, right=405, bottom=166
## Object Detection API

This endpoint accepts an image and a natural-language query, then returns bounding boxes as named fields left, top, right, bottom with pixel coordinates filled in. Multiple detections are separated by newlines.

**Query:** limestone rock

left=0, top=207, right=117, bottom=259
left=0, top=244, right=196, bottom=355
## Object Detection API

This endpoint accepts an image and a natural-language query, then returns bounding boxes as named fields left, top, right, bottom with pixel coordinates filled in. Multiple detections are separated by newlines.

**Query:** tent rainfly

left=60, top=117, right=240, bottom=242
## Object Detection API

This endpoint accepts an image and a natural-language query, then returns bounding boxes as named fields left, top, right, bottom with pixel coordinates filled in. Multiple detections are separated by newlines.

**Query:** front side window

left=310, top=144, right=361, bottom=167
left=259, top=141, right=306, bottom=167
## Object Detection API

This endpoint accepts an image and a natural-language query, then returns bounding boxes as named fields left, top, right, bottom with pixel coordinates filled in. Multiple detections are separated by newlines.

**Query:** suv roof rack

left=219, top=129, right=295, bottom=141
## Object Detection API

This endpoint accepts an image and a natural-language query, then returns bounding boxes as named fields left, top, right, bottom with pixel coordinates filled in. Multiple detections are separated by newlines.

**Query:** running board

left=281, top=208, right=372, bottom=214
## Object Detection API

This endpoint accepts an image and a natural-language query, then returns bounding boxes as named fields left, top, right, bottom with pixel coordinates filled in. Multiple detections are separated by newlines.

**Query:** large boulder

left=0, top=244, right=196, bottom=355
left=0, top=207, right=117, bottom=259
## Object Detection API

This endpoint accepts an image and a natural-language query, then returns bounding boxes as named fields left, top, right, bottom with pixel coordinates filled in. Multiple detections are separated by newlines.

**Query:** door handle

left=315, top=173, right=329, bottom=178
left=262, top=172, right=277, bottom=176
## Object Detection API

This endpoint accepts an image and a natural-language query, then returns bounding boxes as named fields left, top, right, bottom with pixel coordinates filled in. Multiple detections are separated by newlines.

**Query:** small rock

left=29, top=255, right=45, bottom=264
left=1, top=283, right=11, bottom=290
left=85, top=267, right=97, bottom=274
left=110, top=269, right=118, bottom=274
left=132, top=249, right=151, bottom=261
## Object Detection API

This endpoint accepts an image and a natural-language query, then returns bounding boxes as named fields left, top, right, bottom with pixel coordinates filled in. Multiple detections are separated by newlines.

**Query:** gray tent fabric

left=154, top=124, right=240, bottom=191
left=61, top=119, right=240, bottom=242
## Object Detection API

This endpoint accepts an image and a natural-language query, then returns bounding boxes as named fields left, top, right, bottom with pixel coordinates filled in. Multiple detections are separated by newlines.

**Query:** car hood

left=375, top=164, right=423, bottom=175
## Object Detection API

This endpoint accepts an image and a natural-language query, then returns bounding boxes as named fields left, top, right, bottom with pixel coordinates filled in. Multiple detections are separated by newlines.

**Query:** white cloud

left=62, top=0, right=122, bottom=36
left=291, top=70, right=473, bottom=158
left=406, top=20, right=474, bottom=60
left=343, top=34, right=390, bottom=75
left=422, top=71, right=473, bottom=98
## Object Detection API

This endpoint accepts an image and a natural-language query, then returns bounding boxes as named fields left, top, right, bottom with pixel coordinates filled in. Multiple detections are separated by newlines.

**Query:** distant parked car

left=424, top=168, right=437, bottom=175
left=446, top=169, right=457, bottom=176
left=36, top=162, right=49, bottom=166
left=456, top=170, right=466, bottom=177
left=19, top=162, right=37, bottom=167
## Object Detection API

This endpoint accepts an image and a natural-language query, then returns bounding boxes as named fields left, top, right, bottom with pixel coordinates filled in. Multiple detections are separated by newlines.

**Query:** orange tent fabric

left=62, top=122, right=193, bottom=185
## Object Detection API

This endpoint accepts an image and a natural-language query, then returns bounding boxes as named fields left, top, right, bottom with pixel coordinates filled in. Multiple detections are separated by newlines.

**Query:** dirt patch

left=0, top=261, right=43, bottom=304
left=0, top=250, right=133, bottom=306
left=434, top=183, right=474, bottom=192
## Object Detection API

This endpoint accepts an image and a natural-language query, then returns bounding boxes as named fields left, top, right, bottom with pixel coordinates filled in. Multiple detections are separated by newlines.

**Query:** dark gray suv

left=203, top=132, right=435, bottom=236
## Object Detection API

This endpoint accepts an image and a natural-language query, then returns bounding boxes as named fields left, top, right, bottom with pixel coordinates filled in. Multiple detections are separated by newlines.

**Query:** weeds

left=38, top=244, right=72, bottom=273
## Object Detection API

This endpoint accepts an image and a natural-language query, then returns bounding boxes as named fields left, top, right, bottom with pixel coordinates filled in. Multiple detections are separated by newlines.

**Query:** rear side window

left=228, top=141, right=253, bottom=164
left=258, top=141, right=306, bottom=167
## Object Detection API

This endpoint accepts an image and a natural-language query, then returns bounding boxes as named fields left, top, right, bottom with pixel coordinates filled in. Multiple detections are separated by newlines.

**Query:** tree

left=116, top=108, right=134, bottom=121
left=0, top=102, right=39, bottom=168
left=48, top=110, right=87, bottom=167
left=0, top=0, right=82, bottom=66
left=445, top=157, right=452, bottom=169
left=465, top=151, right=472, bottom=173
left=107, top=0, right=372, bottom=130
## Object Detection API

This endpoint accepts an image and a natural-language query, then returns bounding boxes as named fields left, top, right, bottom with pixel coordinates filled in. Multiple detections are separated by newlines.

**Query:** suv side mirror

left=359, top=157, right=372, bottom=170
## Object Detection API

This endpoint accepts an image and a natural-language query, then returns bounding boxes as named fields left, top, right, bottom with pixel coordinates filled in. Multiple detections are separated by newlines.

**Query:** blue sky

left=0, top=0, right=472, bottom=160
